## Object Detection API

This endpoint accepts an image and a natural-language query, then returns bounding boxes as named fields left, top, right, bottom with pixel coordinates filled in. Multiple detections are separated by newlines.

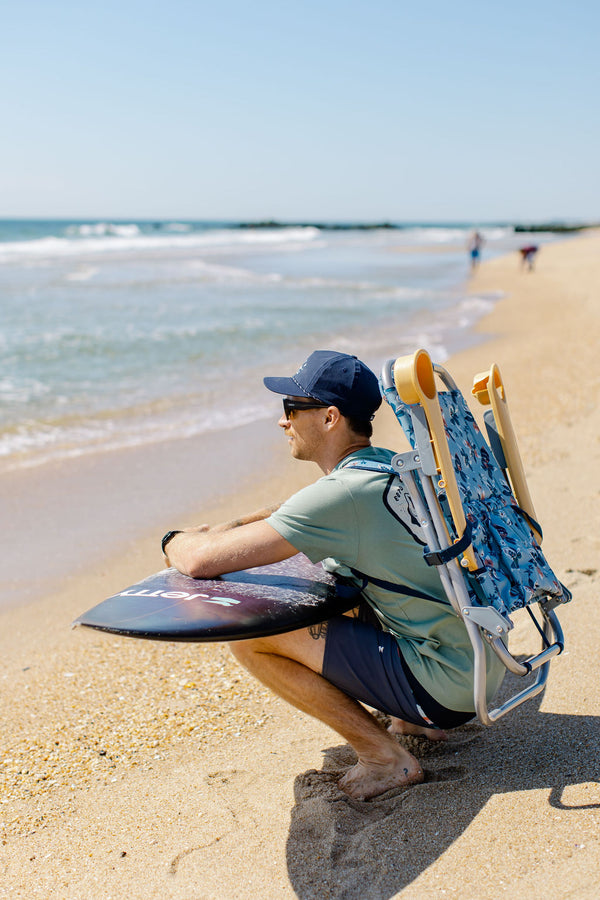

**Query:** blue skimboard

left=74, top=554, right=360, bottom=642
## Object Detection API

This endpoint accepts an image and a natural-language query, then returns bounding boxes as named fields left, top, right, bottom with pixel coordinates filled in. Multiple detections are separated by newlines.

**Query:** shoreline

left=2, top=232, right=599, bottom=898
left=0, top=257, right=500, bottom=613
left=2, top=218, right=563, bottom=483
left=0, top=278, right=499, bottom=484
left=0, top=419, right=319, bottom=613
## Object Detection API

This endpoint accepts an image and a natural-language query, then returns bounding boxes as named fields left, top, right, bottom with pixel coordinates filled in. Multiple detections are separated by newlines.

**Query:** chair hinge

left=461, top=605, right=513, bottom=635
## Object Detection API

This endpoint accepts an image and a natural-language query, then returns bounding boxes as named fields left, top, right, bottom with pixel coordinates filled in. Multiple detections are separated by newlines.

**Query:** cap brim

left=263, top=376, right=312, bottom=398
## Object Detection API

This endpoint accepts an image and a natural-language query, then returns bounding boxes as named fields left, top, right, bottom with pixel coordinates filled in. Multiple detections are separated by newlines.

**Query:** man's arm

left=185, top=503, right=282, bottom=535
left=163, top=507, right=297, bottom=579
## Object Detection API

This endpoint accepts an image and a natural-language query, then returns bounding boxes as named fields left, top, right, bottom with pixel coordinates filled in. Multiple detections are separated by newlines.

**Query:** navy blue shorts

left=322, top=616, right=474, bottom=730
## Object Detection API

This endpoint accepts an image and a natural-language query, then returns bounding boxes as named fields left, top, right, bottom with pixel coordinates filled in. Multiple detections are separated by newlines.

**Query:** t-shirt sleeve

left=266, top=476, right=359, bottom=565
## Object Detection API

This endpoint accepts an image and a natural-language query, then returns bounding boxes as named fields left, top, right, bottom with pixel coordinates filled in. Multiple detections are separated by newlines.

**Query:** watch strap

left=161, top=530, right=183, bottom=554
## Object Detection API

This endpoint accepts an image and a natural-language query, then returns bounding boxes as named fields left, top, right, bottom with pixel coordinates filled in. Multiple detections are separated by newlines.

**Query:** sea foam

left=0, top=225, right=322, bottom=263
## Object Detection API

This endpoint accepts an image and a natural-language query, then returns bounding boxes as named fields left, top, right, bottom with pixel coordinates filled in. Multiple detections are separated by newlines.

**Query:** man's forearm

left=161, top=505, right=292, bottom=578
left=163, top=502, right=282, bottom=551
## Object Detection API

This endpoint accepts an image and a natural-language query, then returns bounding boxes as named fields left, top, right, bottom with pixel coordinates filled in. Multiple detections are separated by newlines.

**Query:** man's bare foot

left=387, top=716, right=447, bottom=742
left=338, top=746, right=424, bottom=801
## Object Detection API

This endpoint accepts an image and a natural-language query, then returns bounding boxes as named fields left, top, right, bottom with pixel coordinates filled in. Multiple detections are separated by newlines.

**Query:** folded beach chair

left=379, top=349, right=570, bottom=725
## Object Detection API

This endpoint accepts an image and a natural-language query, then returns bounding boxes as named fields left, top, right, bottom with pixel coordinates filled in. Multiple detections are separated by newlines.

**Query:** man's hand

left=163, top=524, right=209, bottom=567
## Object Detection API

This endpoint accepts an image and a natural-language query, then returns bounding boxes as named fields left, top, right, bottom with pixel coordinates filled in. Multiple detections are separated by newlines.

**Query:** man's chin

left=289, top=444, right=307, bottom=461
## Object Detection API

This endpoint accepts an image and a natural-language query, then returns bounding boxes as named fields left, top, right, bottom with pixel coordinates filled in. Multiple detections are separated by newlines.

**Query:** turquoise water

left=0, top=220, right=555, bottom=471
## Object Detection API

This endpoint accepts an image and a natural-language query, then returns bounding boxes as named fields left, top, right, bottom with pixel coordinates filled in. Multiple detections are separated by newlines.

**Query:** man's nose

left=278, top=413, right=289, bottom=428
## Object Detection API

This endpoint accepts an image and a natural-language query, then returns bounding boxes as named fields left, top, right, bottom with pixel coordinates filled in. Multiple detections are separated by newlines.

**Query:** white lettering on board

left=119, top=588, right=240, bottom=606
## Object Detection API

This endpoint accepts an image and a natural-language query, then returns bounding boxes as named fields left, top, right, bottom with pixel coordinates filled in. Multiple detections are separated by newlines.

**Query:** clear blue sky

left=2, top=0, right=598, bottom=222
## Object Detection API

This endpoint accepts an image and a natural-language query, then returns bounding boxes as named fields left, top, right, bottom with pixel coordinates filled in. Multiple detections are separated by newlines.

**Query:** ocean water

left=0, top=220, right=557, bottom=472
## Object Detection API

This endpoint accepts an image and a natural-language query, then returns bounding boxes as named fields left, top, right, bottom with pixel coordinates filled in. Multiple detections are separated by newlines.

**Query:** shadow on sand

left=286, top=675, right=600, bottom=899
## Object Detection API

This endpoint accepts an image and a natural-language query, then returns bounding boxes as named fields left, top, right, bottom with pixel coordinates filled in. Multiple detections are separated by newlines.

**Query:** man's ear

left=323, top=405, right=342, bottom=429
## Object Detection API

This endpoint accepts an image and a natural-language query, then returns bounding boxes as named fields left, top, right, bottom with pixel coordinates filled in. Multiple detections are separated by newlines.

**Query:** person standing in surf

left=163, top=351, right=504, bottom=800
left=467, top=230, right=484, bottom=270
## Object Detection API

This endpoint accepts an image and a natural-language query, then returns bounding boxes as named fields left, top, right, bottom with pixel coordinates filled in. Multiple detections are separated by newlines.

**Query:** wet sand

left=1, top=232, right=599, bottom=898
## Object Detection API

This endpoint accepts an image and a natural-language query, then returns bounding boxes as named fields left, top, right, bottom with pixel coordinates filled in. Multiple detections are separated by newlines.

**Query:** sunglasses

left=282, top=398, right=329, bottom=419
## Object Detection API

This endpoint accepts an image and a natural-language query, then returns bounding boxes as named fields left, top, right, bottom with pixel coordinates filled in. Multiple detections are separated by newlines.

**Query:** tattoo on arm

left=213, top=503, right=283, bottom=533
left=227, top=517, right=246, bottom=530
left=308, top=622, right=328, bottom=641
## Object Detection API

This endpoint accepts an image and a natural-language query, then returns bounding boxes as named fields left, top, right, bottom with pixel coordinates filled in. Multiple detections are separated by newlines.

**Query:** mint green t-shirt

left=267, top=446, right=504, bottom=712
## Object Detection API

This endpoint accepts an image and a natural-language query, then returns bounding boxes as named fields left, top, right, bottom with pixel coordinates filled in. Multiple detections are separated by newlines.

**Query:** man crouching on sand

left=163, top=351, right=504, bottom=800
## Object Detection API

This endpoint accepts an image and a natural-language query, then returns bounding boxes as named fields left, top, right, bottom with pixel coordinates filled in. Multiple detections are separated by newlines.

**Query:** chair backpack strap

left=342, top=458, right=461, bottom=593
left=423, top=520, right=473, bottom=567
left=348, top=567, right=450, bottom=606
left=341, top=458, right=450, bottom=606
left=340, top=459, right=397, bottom=475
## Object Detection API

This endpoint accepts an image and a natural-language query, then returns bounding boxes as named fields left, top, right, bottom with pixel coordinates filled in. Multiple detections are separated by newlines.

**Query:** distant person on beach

left=163, top=351, right=504, bottom=800
left=467, top=231, right=484, bottom=270
left=519, top=244, right=539, bottom=271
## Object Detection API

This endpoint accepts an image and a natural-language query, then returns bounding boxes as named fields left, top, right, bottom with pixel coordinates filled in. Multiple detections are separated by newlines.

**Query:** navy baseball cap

left=263, top=350, right=382, bottom=419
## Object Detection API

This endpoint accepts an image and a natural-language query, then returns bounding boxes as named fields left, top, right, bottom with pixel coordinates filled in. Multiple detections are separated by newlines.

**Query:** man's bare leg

left=230, top=626, right=424, bottom=800
left=387, top=716, right=447, bottom=741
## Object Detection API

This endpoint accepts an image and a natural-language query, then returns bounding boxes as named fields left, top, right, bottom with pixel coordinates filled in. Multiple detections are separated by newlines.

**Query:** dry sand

left=1, top=233, right=599, bottom=898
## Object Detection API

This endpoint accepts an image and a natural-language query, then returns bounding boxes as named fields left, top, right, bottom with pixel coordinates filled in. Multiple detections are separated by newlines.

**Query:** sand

left=1, top=233, right=599, bottom=898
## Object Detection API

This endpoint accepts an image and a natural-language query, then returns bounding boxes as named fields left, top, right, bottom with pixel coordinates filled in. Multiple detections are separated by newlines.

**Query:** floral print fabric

left=382, top=384, right=568, bottom=616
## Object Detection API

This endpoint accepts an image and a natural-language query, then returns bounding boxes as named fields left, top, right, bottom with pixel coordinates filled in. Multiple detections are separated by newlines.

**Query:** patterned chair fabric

left=382, top=384, right=569, bottom=617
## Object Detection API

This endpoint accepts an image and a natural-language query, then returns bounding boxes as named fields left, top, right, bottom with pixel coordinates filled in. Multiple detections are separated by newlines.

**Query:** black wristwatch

left=161, top=530, right=183, bottom=554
